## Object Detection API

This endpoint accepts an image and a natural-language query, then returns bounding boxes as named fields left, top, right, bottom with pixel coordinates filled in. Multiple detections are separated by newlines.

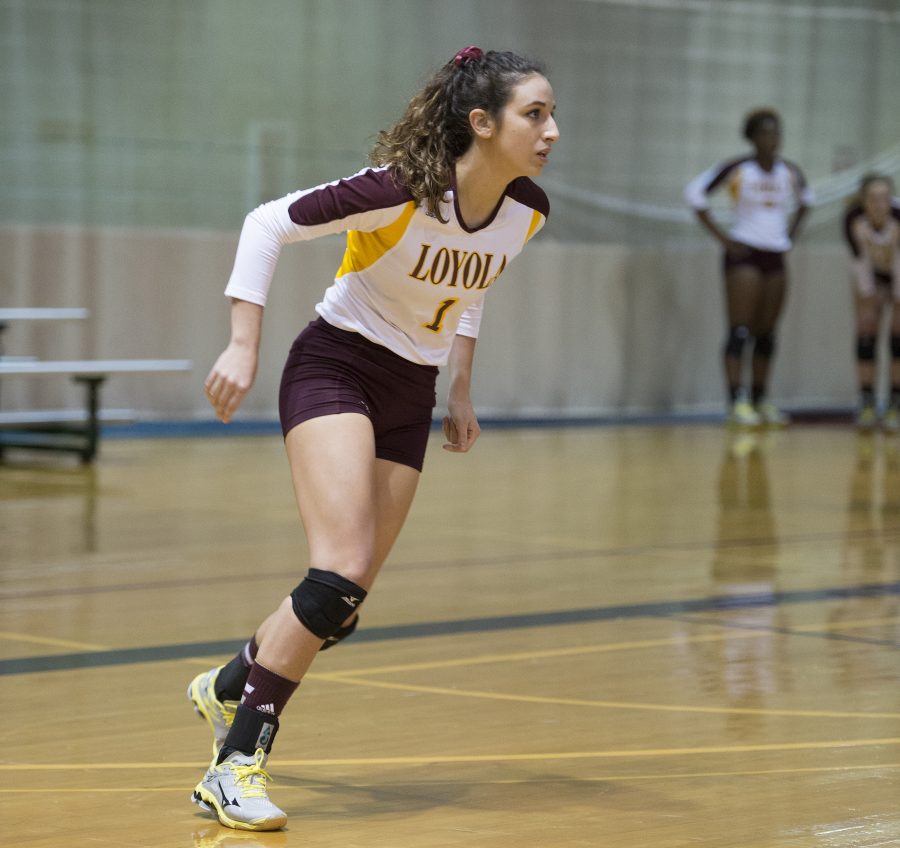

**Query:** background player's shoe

left=856, top=404, right=878, bottom=431
left=756, top=401, right=789, bottom=427
left=728, top=400, right=761, bottom=427
left=188, top=667, right=238, bottom=756
left=192, top=748, right=287, bottom=831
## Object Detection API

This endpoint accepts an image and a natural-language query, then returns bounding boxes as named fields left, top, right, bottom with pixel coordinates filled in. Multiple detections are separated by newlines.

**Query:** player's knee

left=891, top=336, right=900, bottom=360
left=754, top=331, right=775, bottom=358
left=290, top=568, right=367, bottom=640
left=857, top=335, right=877, bottom=361
left=724, top=325, right=752, bottom=357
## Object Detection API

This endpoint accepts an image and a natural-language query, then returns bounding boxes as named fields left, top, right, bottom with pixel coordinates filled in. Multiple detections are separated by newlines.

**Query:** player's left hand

left=442, top=399, right=480, bottom=453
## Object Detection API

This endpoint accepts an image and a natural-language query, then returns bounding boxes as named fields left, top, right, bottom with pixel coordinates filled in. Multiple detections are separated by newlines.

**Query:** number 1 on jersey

left=423, top=297, right=459, bottom=333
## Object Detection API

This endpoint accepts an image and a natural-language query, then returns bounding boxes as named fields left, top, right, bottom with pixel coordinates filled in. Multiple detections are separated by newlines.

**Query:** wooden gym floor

left=2, top=422, right=899, bottom=847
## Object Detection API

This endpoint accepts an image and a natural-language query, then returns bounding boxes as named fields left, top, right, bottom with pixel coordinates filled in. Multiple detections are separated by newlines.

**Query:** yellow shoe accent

left=728, top=400, right=761, bottom=427
left=856, top=405, right=878, bottom=431
left=756, top=401, right=789, bottom=426
left=192, top=748, right=287, bottom=831
left=188, top=667, right=238, bottom=758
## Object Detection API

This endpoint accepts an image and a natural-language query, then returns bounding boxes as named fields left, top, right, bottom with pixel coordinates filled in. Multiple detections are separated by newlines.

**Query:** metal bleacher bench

left=0, top=309, right=192, bottom=462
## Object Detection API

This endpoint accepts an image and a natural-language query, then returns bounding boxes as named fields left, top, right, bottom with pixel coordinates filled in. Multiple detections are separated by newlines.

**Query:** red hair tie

left=453, top=46, right=483, bottom=67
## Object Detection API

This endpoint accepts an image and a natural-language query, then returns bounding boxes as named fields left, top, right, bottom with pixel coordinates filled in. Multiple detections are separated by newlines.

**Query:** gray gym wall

left=2, top=0, right=899, bottom=420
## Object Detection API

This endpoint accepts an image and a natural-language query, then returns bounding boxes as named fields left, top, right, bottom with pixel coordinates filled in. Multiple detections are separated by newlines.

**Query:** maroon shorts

left=278, top=317, right=438, bottom=472
left=723, top=245, right=786, bottom=276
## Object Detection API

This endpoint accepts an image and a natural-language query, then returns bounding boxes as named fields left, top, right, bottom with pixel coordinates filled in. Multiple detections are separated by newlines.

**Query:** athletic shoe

left=188, top=667, right=238, bottom=757
left=756, top=401, right=790, bottom=427
left=856, top=405, right=878, bottom=431
left=728, top=400, right=761, bottom=427
left=884, top=408, right=900, bottom=433
left=192, top=748, right=287, bottom=831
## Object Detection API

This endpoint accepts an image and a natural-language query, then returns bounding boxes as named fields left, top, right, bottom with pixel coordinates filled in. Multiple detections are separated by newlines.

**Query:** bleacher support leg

left=74, top=376, right=106, bottom=462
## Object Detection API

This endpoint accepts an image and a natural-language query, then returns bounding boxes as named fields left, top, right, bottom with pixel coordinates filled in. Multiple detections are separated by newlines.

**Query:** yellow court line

left=310, top=615, right=900, bottom=682
left=8, top=786, right=201, bottom=793
left=315, top=675, right=900, bottom=719
left=8, top=762, right=900, bottom=792
left=571, top=762, right=900, bottom=781
left=5, top=737, right=900, bottom=771
left=0, top=631, right=107, bottom=651
left=309, top=631, right=764, bottom=678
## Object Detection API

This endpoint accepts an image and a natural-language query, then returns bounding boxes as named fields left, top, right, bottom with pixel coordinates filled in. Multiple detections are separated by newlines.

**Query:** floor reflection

left=710, top=431, right=782, bottom=715
left=829, top=433, right=900, bottom=674
left=842, top=434, right=900, bottom=579
left=0, top=459, right=99, bottom=555
left=190, top=824, right=290, bottom=847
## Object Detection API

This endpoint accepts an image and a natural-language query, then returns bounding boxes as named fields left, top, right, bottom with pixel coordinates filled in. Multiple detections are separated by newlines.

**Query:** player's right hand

left=204, top=342, right=258, bottom=423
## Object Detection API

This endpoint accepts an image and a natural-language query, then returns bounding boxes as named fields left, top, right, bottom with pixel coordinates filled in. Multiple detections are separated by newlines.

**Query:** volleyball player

left=685, top=108, right=813, bottom=427
left=843, top=174, right=900, bottom=430
left=186, top=47, right=558, bottom=831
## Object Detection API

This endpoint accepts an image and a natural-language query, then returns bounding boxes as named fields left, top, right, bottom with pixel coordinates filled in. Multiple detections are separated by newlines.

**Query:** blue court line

left=97, top=410, right=855, bottom=440
left=1, top=581, right=897, bottom=677
left=97, top=416, right=716, bottom=440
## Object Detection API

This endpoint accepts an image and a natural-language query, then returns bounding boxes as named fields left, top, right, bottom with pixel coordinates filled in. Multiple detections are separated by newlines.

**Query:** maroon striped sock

left=213, top=634, right=260, bottom=702
left=242, top=635, right=259, bottom=667
left=241, top=661, right=299, bottom=717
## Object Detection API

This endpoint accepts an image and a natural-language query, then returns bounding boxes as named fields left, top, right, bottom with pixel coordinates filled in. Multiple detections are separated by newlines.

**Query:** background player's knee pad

left=290, top=568, right=367, bottom=640
left=891, top=336, right=900, bottom=360
left=754, top=331, right=776, bottom=358
left=724, top=325, right=752, bottom=357
left=857, top=335, right=877, bottom=361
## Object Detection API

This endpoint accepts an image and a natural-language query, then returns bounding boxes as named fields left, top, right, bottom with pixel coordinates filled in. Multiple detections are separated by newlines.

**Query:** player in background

left=685, top=108, right=813, bottom=427
left=186, top=47, right=558, bottom=831
left=843, top=174, right=900, bottom=430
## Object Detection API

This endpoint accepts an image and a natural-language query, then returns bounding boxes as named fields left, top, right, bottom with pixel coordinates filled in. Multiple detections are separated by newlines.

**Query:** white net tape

left=542, top=142, right=900, bottom=228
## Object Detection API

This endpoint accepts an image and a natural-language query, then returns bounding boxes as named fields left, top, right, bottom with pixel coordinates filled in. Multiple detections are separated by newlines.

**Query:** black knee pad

left=724, top=325, right=752, bottom=357
left=891, top=336, right=900, bottom=359
left=754, top=332, right=775, bottom=358
left=858, top=335, right=877, bottom=361
left=290, top=568, right=367, bottom=640
left=320, top=614, right=359, bottom=651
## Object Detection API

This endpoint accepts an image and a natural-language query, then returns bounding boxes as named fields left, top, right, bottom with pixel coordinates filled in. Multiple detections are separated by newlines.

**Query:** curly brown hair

left=370, top=49, right=546, bottom=222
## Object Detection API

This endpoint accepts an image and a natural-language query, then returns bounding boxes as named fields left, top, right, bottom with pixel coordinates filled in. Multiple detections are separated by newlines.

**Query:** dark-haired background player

left=685, top=108, right=813, bottom=427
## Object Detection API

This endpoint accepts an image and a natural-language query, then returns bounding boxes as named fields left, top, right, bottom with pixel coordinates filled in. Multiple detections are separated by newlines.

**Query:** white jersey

left=224, top=166, right=549, bottom=366
left=685, top=156, right=813, bottom=252
left=843, top=199, right=900, bottom=297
